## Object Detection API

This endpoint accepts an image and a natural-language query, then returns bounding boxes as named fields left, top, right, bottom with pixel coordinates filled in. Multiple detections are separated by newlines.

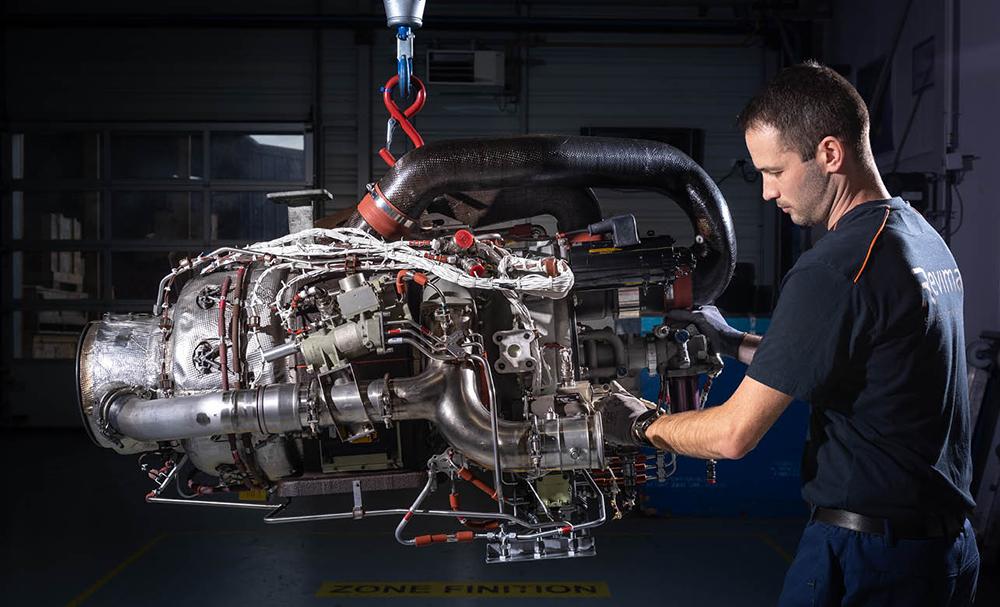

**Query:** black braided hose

left=350, top=135, right=735, bottom=304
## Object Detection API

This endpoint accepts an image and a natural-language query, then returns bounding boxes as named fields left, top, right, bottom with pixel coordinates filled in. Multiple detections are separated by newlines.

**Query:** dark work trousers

left=777, top=518, right=980, bottom=606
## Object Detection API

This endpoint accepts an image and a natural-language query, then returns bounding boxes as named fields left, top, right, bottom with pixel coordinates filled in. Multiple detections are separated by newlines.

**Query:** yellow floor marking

left=65, top=534, right=166, bottom=607
left=316, top=581, right=611, bottom=598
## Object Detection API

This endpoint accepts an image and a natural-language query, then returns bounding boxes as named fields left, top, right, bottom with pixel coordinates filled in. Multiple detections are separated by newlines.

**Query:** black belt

left=812, top=507, right=964, bottom=540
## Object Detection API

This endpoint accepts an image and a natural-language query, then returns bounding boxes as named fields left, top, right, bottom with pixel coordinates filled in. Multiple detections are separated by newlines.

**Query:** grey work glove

left=666, top=305, right=746, bottom=359
left=596, top=383, right=661, bottom=448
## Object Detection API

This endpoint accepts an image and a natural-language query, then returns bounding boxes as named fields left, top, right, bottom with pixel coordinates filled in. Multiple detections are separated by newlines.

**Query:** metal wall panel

left=5, top=29, right=314, bottom=121
left=528, top=40, right=766, bottom=271
left=321, top=31, right=363, bottom=207
left=324, top=126, right=360, bottom=210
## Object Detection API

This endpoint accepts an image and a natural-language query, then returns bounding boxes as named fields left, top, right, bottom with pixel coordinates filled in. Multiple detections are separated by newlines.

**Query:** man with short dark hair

left=600, top=61, right=979, bottom=605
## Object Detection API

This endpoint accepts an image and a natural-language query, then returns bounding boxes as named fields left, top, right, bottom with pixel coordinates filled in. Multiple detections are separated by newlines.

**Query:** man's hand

left=666, top=305, right=746, bottom=359
left=596, top=384, right=661, bottom=447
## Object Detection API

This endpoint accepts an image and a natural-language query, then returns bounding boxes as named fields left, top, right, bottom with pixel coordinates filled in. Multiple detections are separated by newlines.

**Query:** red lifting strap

left=379, top=74, right=427, bottom=167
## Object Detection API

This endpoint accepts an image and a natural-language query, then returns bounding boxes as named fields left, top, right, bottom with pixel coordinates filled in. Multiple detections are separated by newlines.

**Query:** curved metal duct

left=349, top=135, right=736, bottom=304
left=380, top=361, right=603, bottom=471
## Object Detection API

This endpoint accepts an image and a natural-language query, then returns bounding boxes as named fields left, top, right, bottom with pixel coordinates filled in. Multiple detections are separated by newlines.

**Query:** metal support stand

left=267, top=189, right=333, bottom=234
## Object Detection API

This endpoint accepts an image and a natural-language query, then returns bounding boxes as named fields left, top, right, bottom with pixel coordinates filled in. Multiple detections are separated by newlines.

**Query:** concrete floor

left=1, top=430, right=994, bottom=606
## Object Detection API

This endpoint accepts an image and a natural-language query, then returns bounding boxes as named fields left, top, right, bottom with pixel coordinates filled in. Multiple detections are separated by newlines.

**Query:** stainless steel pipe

left=381, top=361, right=603, bottom=471
left=106, top=361, right=601, bottom=473
left=107, top=384, right=304, bottom=441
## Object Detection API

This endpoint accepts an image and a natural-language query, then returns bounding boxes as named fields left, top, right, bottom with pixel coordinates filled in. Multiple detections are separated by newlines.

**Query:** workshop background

left=1, top=1, right=998, bottom=606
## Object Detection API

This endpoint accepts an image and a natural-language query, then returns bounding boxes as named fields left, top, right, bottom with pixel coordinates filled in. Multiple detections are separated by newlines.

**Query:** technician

left=600, top=61, right=979, bottom=605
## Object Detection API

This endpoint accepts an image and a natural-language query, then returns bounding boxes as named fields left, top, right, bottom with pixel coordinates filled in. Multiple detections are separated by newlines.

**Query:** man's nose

left=762, top=177, right=779, bottom=202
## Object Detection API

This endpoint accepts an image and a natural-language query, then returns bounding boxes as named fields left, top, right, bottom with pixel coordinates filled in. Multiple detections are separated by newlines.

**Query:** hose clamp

left=371, top=185, right=417, bottom=230
left=358, top=183, right=417, bottom=238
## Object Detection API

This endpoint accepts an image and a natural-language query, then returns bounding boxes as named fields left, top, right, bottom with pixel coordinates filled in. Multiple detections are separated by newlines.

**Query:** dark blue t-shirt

left=747, top=197, right=974, bottom=520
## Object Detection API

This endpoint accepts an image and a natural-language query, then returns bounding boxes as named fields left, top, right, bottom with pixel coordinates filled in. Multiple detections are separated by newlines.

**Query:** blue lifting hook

left=396, top=26, right=414, bottom=98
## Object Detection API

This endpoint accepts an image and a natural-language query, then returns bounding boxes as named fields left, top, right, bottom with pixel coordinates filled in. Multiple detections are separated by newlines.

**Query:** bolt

left=569, top=447, right=581, bottom=460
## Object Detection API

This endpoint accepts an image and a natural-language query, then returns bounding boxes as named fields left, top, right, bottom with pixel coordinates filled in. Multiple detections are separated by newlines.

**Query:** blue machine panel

left=637, top=317, right=810, bottom=517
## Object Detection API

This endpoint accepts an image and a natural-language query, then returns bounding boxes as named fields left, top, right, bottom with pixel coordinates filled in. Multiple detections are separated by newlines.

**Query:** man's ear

left=815, top=136, right=845, bottom=173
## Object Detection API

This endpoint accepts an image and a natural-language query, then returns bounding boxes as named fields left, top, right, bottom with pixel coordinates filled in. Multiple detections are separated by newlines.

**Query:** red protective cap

left=453, top=229, right=476, bottom=250
left=467, top=263, right=486, bottom=278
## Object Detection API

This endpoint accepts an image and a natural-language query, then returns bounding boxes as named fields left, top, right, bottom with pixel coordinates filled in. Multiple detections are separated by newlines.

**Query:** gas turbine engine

left=78, top=136, right=735, bottom=562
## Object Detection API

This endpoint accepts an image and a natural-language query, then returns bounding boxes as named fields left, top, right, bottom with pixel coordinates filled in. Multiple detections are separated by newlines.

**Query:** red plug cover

left=453, top=229, right=475, bottom=250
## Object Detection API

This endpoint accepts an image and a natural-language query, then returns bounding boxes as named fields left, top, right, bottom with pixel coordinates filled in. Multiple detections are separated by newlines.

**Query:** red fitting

left=560, top=525, right=574, bottom=534
left=467, top=263, right=486, bottom=278
left=542, top=257, right=559, bottom=277
left=395, top=270, right=429, bottom=296
left=453, top=229, right=475, bottom=250
left=357, top=185, right=415, bottom=240
left=457, top=467, right=499, bottom=501
left=395, top=270, right=412, bottom=296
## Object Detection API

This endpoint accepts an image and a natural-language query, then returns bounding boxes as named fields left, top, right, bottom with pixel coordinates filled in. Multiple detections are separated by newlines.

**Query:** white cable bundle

left=247, top=228, right=576, bottom=300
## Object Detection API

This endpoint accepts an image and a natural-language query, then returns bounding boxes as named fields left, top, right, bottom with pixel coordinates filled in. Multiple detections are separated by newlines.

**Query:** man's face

left=744, top=124, right=833, bottom=226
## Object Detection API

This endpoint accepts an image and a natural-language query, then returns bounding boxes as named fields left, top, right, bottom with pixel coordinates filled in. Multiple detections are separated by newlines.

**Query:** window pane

left=210, top=133, right=306, bottom=181
left=211, top=192, right=288, bottom=241
left=112, top=192, right=204, bottom=240
left=12, top=191, right=101, bottom=240
left=15, top=250, right=101, bottom=299
left=19, top=132, right=100, bottom=180
left=111, top=251, right=194, bottom=300
left=15, top=309, right=100, bottom=359
left=110, top=132, right=204, bottom=180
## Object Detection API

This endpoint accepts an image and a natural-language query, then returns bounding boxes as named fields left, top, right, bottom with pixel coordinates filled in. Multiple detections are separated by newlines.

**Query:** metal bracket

left=352, top=479, right=364, bottom=519
left=492, top=329, right=537, bottom=374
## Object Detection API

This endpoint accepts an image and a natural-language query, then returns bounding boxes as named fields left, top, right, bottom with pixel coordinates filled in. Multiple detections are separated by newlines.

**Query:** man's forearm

left=644, top=406, right=737, bottom=460
left=737, top=333, right=762, bottom=365
left=643, top=374, right=792, bottom=460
